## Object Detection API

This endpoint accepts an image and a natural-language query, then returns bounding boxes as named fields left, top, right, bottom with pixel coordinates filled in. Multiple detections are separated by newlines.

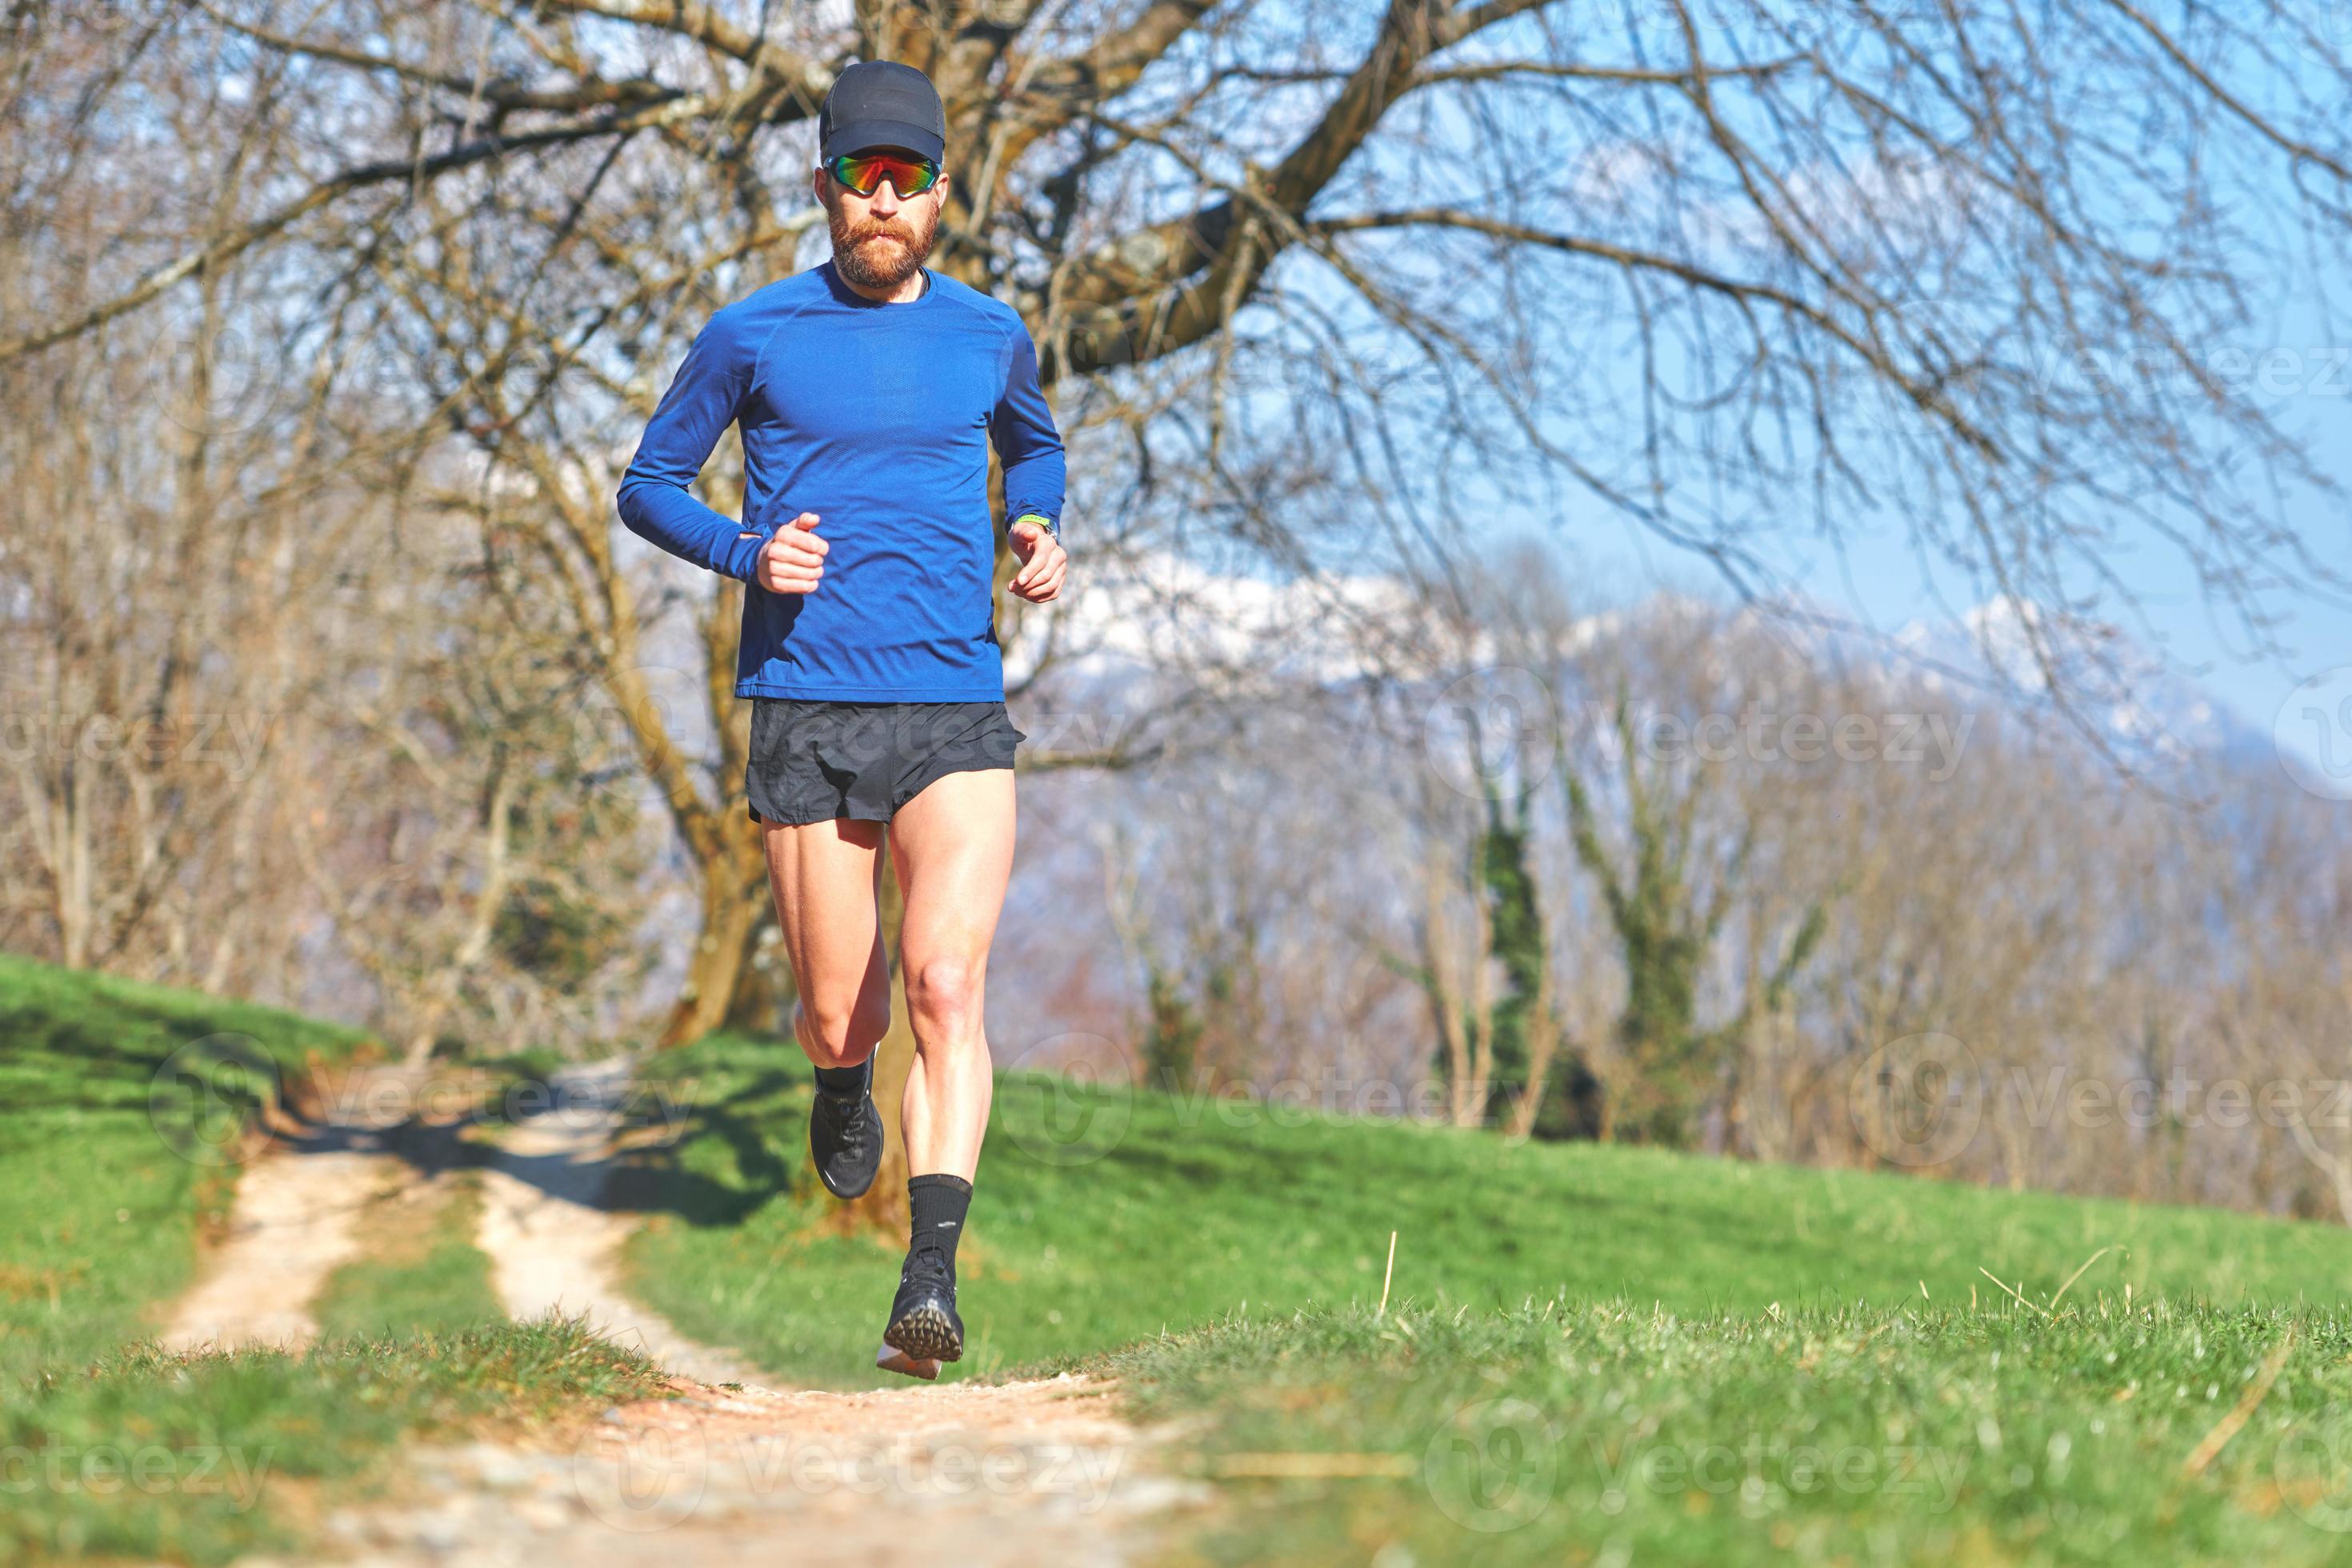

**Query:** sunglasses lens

left=832, top=154, right=937, bottom=195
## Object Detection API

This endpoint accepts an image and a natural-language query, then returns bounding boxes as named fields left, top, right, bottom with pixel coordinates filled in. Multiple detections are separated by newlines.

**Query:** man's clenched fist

left=756, top=511, right=826, bottom=594
left=1006, top=516, right=1066, bottom=603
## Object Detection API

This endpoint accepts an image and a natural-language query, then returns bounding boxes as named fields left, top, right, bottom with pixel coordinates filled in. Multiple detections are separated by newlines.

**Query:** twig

left=2182, top=1326, right=2298, bottom=1479
left=1377, top=1230, right=1397, bottom=1319
left=1978, top=1266, right=2053, bottom=1318
left=2050, top=1245, right=2123, bottom=1310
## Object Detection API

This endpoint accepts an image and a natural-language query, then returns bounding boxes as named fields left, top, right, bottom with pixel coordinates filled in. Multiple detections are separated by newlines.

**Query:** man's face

left=818, top=149, right=947, bottom=292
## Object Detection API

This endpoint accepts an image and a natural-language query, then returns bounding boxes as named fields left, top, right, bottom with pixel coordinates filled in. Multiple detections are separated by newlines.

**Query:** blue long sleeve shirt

left=615, top=260, right=1066, bottom=701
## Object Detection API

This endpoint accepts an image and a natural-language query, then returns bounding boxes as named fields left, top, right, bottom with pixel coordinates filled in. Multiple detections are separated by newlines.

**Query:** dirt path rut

left=173, top=1062, right=1197, bottom=1565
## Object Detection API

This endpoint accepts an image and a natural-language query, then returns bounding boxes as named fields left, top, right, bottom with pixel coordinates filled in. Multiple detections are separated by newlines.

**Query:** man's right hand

left=755, top=511, right=826, bottom=594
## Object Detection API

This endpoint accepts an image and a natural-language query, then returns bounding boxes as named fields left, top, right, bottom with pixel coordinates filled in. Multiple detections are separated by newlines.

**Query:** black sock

left=813, top=1054, right=872, bottom=1101
left=907, top=1173, right=972, bottom=1275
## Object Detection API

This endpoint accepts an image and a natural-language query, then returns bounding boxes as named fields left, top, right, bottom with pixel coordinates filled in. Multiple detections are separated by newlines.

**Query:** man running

left=614, top=59, right=1066, bottom=1379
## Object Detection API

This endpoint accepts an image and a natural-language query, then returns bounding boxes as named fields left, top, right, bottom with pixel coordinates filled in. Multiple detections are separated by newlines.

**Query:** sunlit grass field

left=13, top=962, right=2352, bottom=1562
left=1098, top=1299, right=2352, bottom=1565
left=618, top=1030, right=2352, bottom=1562
left=0, top=957, right=634, bottom=1565
left=622, top=1030, right=2352, bottom=1386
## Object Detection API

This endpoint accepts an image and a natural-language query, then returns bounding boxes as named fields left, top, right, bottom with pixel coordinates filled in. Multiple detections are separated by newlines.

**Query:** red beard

left=831, top=208, right=935, bottom=291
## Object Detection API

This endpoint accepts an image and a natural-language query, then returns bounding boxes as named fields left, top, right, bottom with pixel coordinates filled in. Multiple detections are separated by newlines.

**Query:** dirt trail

left=174, top=1062, right=1198, bottom=1564
left=160, top=1066, right=439, bottom=1353
left=471, top=1059, right=767, bottom=1387
left=161, top=1149, right=390, bottom=1352
left=301, top=1372, right=1186, bottom=1566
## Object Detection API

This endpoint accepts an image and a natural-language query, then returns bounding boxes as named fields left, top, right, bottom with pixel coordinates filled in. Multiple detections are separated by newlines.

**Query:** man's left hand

left=1006, top=518, right=1066, bottom=603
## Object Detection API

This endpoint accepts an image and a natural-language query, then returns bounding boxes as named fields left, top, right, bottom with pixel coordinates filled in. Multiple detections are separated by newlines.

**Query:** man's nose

left=870, top=181, right=902, bottom=212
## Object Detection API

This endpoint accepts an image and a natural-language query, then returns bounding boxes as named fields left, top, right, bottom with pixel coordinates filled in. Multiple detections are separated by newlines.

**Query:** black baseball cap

left=817, top=60, right=946, bottom=167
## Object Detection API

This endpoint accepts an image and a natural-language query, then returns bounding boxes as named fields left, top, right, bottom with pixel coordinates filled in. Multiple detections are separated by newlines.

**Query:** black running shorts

left=743, top=698, right=1025, bottom=826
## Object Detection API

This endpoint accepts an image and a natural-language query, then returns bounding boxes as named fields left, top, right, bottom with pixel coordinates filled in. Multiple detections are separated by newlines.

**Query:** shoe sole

left=883, top=1302, right=963, bottom=1363
left=875, top=1342, right=940, bottom=1381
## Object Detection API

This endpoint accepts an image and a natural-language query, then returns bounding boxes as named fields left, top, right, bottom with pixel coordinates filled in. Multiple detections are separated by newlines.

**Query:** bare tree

left=8, top=0, right=2350, bottom=1045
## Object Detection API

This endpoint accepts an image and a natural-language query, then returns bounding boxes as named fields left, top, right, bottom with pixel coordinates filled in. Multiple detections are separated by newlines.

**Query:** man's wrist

left=1010, top=511, right=1058, bottom=541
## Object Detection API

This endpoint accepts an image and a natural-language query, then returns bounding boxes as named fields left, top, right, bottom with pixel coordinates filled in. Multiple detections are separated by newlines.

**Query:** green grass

left=0, top=957, right=654, bottom=1564
left=20, top=963, right=2352, bottom=1562
left=0, top=1314, right=668, bottom=1565
left=311, top=1172, right=505, bottom=1341
left=1094, top=1299, right=2352, bottom=1565
left=0, top=953, right=375, bottom=1383
left=620, top=1031, right=2352, bottom=1389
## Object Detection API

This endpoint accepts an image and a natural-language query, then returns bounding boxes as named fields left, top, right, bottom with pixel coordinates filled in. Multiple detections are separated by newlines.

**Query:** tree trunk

left=653, top=814, right=769, bottom=1050
left=1506, top=958, right=1559, bottom=1141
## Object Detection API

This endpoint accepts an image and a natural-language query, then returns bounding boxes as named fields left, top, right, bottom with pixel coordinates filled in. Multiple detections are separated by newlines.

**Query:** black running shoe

left=809, top=1082, right=884, bottom=1200
left=882, top=1248, right=963, bottom=1366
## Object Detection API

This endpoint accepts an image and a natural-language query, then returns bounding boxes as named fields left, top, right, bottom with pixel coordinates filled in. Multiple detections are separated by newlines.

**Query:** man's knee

left=797, top=991, right=890, bottom=1067
left=906, top=956, right=984, bottom=1034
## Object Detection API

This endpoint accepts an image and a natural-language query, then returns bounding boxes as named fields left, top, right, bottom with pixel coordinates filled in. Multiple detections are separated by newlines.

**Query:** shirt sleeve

left=992, top=317, right=1066, bottom=538
left=614, top=313, right=767, bottom=583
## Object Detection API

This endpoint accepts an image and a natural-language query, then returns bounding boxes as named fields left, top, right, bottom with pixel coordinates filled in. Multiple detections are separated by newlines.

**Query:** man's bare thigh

left=888, top=768, right=1017, bottom=974
left=762, top=816, right=889, bottom=1021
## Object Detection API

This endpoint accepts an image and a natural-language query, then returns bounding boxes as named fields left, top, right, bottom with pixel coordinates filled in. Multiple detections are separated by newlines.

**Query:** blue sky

left=1367, top=6, right=2352, bottom=763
